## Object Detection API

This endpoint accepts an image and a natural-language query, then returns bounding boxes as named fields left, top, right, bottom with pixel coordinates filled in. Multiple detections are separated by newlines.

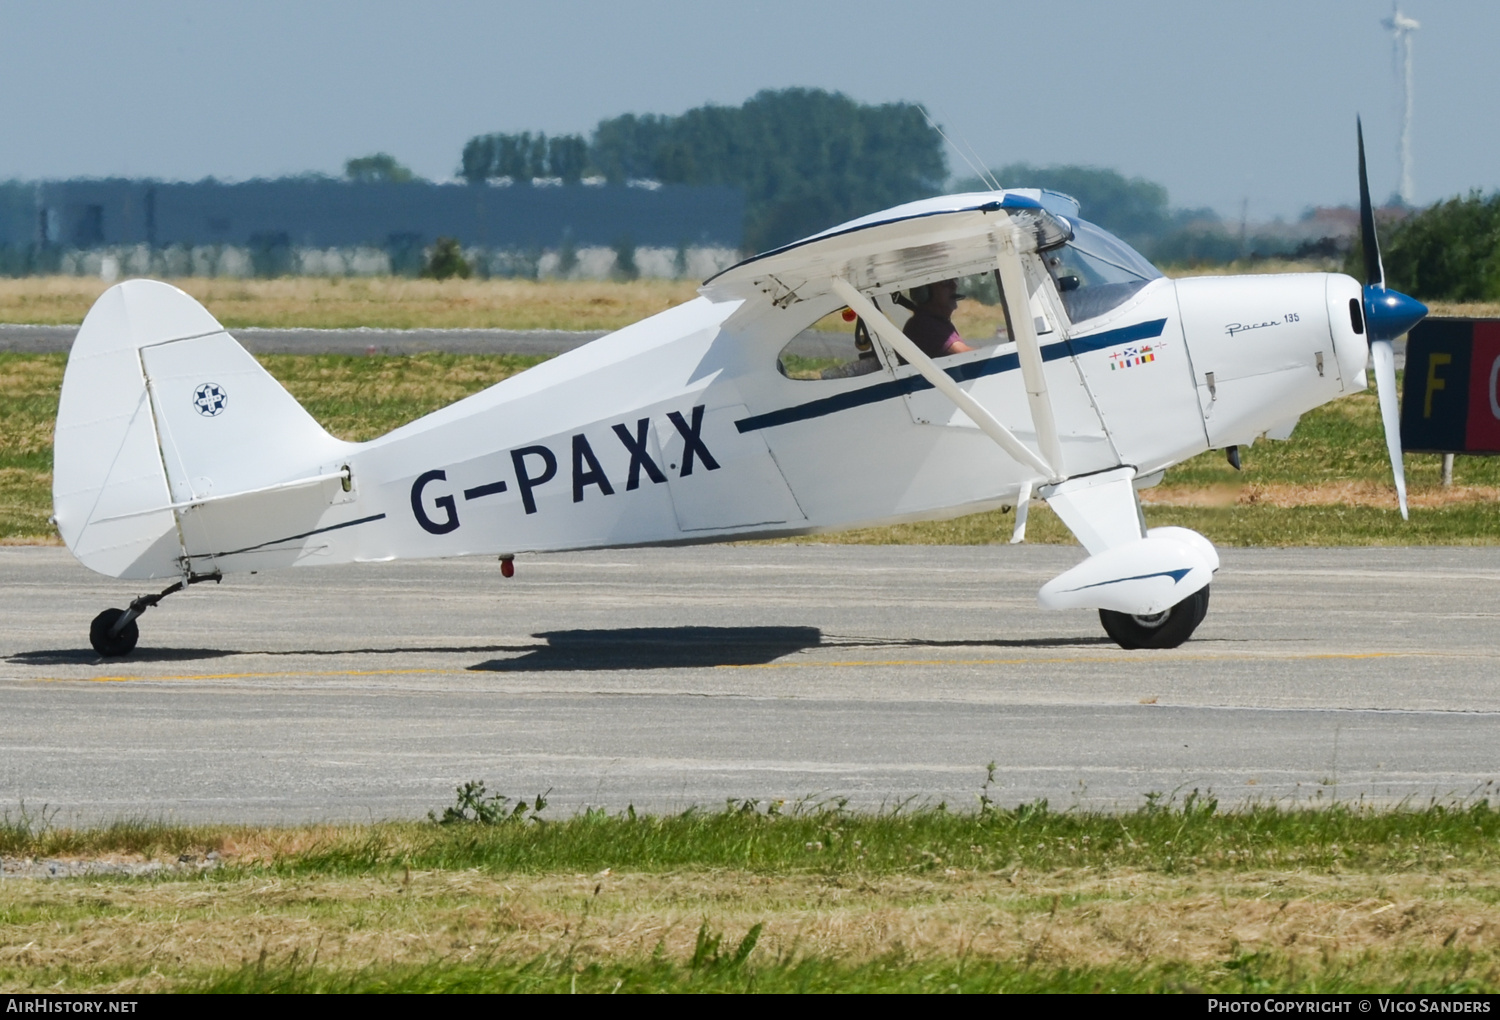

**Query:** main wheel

left=1098, top=585, right=1209, bottom=650
left=89, top=608, right=139, bottom=657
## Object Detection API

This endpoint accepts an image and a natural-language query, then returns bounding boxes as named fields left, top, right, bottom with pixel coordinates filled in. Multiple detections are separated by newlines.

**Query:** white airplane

left=53, top=124, right=1427, bottom=657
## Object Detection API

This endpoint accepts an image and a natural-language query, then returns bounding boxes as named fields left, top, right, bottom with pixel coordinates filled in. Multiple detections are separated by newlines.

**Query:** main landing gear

left=89, top=572, right=221, bottom=657
left=1098, top=585, right=1210, bottom=650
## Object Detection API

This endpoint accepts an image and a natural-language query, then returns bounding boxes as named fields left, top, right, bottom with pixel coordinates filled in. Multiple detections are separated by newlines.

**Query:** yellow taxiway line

left=22, top=648, right=1491, bottom=684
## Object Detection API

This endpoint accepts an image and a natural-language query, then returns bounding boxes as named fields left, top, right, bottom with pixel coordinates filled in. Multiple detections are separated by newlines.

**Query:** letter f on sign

left=1425, top=352, right=1452, bottom=418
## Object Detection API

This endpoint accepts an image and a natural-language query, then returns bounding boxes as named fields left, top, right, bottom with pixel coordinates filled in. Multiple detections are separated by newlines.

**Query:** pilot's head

left=913, top=279, right=961, bottom=316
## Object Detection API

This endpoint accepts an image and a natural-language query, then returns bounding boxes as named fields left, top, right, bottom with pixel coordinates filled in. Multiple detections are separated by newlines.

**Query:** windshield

left=1044, top=218, right=1162, bottom=324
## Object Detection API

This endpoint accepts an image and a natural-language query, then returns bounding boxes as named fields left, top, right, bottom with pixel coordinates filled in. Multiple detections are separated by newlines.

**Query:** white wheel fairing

left=1037, top=532, right=1216, bottom=616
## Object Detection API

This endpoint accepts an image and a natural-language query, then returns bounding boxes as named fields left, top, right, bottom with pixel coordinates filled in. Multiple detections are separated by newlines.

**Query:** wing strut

left=995, top=226, right=1066, bottom=477
left=828, top=276, right=1059, bottom=481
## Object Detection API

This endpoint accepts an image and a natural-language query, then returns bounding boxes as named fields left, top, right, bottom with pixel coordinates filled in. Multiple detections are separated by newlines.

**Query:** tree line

left=460, top=88, right=947, bottom=252
left=1374, top=191, right=1500, bottom=301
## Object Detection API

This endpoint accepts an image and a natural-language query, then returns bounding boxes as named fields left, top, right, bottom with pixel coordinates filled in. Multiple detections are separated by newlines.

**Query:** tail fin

left=54, top=280, right=353, bottom=579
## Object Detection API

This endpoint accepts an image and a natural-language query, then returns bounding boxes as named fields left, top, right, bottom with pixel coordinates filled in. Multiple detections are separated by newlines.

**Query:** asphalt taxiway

left=1, top=544, right=1495, bottom=824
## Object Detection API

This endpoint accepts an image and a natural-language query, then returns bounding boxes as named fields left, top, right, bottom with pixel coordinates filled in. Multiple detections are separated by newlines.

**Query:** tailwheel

left=1099, top=585, right=1210, bottom=650
left=89, top=608, right=139, bottom=657
left=86, top=571, right=221, bottom=658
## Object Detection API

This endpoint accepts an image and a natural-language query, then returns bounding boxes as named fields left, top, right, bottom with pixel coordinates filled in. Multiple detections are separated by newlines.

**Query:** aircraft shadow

left=7, top=643, right=534, bottom=666
left=7, top=633, right=1114, bottom=670
left=849, top=636, right=1118, bottom=650
left=256, top=644, right=534, bottom=658
left=469, top=626, right=824, bottom=672
left=8, top=647, right=237, bottom=666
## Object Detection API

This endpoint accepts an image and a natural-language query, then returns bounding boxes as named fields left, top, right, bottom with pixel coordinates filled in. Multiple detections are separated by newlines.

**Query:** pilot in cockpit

left=901, top=279, right=975, bottom=358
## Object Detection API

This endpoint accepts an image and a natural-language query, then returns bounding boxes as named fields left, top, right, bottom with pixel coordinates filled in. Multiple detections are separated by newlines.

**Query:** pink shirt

left=903, top=309, right=965, bottom=358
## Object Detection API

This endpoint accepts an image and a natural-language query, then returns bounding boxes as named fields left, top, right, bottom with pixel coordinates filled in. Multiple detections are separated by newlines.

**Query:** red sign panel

left=1465, top=322, right=1500, bottom=453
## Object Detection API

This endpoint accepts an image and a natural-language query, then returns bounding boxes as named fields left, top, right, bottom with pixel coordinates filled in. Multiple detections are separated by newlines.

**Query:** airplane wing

left=699, top=190, right=1076, bottom=307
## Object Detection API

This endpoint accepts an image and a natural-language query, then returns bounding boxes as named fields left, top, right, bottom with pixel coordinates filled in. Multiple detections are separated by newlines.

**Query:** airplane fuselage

left=173, top=270, right=1368, bottom=578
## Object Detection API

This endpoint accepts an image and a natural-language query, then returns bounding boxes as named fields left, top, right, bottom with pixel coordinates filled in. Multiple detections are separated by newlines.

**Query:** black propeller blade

left=1357, top=117, right=1385, bottom=290
left=1354, top=116, right=1425, bottom=521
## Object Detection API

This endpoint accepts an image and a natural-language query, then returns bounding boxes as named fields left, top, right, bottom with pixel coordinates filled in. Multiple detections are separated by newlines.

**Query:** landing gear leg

left=1099, top=585, right=1210, bottom=650
left=89, top=572, right=221, bottom=657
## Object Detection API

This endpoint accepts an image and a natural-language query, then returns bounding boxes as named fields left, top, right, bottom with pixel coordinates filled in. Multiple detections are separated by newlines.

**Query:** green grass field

left=4, top=351, right=1496, bottom=545
left=5, top=792, right=1500, bottom=993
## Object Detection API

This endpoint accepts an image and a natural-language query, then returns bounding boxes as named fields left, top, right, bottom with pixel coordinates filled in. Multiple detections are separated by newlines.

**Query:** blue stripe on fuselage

left=734, top=318, right=1166, bottom=434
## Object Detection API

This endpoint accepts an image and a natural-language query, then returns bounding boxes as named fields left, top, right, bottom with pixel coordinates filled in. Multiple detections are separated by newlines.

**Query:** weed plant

left=6, top=790, right=1500, bottom=878
left=266, top=795, right=1500, bottom=879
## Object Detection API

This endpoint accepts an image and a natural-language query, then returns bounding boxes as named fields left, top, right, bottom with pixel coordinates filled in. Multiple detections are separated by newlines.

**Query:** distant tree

left=460, top=136, right=495, bottom=183
left=345, top=153, right=416, bottom=184
left=554, top=230, right=578, bottom=277
left=422, top=237, right=472, bottom=280
left=496, top=134, right=527, bottom=179
left=590, top=113, right=673, bottom=181
left=1370, top=191, right=1500, bottom=301
left=462, top=89, right=946, bottom=249
left=547, top=135, right=589, bottom=183
left=589, top=88, right=947, bottom=250
left=249, top=231, right=294, bottom=278
left=461, top=132, right=590, bottom=183
left=386, top=232, right=425, bottom=277
left=525, top=133, right=549, bottom=179
left=611, top=235, right=638, bottom=280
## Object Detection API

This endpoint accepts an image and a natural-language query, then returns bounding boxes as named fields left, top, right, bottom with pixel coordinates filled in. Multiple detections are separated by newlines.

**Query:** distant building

left=0, top=177, right=745, bottom=278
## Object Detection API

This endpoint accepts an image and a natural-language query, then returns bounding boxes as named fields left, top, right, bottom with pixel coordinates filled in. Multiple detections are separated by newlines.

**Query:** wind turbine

left=1383, top=5, right=1420, bottom=206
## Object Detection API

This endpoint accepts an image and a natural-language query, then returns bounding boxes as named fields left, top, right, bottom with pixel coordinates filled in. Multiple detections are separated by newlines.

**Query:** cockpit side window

left=777, top=303, right=895, bottom=380
left=776, top=278, right=1013, bottom=380
left=1043, top=218, right=1163, bottom=325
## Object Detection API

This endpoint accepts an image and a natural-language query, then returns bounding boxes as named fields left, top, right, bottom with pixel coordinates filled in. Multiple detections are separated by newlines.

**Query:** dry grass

left=0, top=275, right=1011, bottom=338
left=1143, top=481, right=1500, bottom=510
left=0, top=277, right=704, bottom=330
left=1428, top=301, right=1500, bottom=319
left=3, top=867, right=1497, bottom=991
left=2, top=275, right=1493, bottom=336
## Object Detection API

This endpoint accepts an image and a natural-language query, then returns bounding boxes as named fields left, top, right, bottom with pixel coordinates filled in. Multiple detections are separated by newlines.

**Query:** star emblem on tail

left=193, top=382, right=227, bottom=417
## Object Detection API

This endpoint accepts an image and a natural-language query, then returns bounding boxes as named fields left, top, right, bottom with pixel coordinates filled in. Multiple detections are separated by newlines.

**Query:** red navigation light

left=841, top=308, right=857, bottom=322
left=500, top=555, right=515, bottom=578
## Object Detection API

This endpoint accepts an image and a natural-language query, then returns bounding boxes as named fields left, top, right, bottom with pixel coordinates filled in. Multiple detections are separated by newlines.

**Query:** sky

left=1, top=0, right=1492, bottom=222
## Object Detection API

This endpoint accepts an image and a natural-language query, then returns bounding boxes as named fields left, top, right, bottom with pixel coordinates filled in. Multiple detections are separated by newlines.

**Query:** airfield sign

left=1400, top=318, right=1500, bottom=454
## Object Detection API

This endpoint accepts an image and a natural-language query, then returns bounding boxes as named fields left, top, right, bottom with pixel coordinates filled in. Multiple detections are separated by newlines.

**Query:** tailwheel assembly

left=89, top=572, right=221, bottom=657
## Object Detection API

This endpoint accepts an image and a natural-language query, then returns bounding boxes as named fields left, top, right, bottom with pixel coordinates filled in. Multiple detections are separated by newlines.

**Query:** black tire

left=89, top=608, right=139, bottom=657
left=1098, top=585, right=1210, bottom=650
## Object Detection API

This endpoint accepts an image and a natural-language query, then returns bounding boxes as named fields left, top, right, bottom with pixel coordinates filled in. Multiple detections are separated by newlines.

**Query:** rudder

left=53, top=280, right=352, bottom=579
